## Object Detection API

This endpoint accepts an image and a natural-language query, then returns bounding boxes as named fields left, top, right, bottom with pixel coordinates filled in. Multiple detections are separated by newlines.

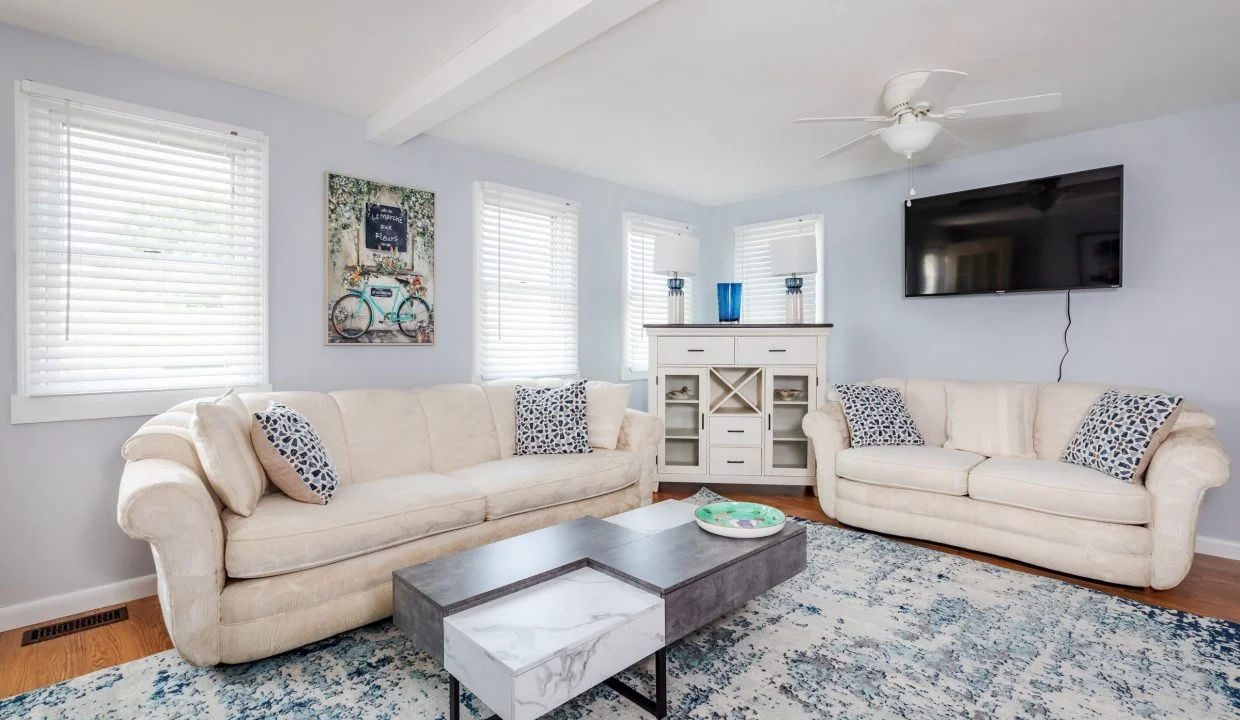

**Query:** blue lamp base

left=784, top=276, right=804, bottom=324
left=666, top=276, right=685, bottom=324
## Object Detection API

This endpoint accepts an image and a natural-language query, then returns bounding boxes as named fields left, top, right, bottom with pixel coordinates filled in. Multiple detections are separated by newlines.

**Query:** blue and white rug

left=4, top=517, right=1239, bottom=719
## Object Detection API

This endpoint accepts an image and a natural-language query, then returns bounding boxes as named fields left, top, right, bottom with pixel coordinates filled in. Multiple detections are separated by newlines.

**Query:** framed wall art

left=325, top=172, right=435, bottom=344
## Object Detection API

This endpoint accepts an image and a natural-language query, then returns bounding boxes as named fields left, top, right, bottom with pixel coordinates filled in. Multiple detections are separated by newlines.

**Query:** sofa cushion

left=223, top=473, right=485, bottom=578
left=968, top=457, right=1150, bottom=524
left=447, top=450, right=636, bottom=520
left=944, top=383, right=1037, bottom=458
left=836, top=446, right=985, bottom=496
left=415, top=384, right=501, bottom=472
left=331, top=389, right=432, bottom=482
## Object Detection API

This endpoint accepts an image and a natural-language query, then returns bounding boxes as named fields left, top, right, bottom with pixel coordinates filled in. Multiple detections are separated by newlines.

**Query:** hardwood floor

left=0, top=596, right=171, bottom=698
left=3, top=486, right=1238, bottom=700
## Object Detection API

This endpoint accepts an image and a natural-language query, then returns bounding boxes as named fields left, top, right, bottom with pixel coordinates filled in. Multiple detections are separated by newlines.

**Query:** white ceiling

left=4, top=0, right=1240, bottom=205
left=0, top=0, right=534, bottom=116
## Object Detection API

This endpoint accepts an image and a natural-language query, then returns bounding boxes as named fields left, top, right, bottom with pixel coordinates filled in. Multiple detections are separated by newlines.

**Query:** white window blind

left=476, top=182, right=580, bottom=380
left=732, top=215, right=824, bottom=323
left=622, top=213, right=696, bottom=377
left=16, top=82, right=268, bottom=403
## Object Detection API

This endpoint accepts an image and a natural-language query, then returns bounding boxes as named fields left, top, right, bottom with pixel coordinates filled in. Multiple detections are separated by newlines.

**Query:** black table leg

left=655, top=647, right=667, bottom=717
left=449, top=674, right=498, bottom=720
left=602, top=647, right=668, bottom=719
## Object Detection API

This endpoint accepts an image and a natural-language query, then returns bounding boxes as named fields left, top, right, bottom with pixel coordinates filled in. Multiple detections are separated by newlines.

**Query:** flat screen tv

left=904, top=165, right=1123, bottom=297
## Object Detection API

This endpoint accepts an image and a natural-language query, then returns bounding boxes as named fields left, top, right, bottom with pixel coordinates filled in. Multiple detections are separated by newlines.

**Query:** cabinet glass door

left=765, top=367, right=818, bottom=476
left=657, top=368, right=708, bottom=474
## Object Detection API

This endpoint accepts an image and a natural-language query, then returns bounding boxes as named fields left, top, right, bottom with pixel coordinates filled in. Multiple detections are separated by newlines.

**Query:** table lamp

left=769, top=234, right=817, bottom=323
left=652, top=233, right=700, bottom=324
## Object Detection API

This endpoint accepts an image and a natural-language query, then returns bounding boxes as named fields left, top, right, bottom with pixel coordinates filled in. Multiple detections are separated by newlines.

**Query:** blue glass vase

left=717, top=283, right=742, bottom=323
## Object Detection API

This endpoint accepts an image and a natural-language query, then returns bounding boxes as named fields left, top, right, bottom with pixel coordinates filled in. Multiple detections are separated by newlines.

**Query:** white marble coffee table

left=444, top=567, right=665, bottom=720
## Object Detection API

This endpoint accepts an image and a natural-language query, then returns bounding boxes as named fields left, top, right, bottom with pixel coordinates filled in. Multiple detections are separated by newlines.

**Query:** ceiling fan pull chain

left=906, top=152, right=916, bottom=207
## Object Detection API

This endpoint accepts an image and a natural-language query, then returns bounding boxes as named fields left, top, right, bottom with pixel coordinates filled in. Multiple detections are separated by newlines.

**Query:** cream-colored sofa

left=802, top=378, right=1230, bottom=589
left=116, top=381, right=661, bottom=666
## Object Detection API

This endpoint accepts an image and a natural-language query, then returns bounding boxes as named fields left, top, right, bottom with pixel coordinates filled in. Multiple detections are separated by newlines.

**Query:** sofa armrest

left=618, top=408, right=664, bottom=506
left=117, top=458, right=225, bottom=666
left=802, top=402, right=851, bottom=518
left=1145, top=428, right=1231, bottom=589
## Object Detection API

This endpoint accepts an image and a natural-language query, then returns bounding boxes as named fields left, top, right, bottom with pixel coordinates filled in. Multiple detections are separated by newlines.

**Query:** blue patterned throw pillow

left=833, top=384, right=925, bottom=448
left=1061, top=389, right=1183, bottom=483
left=515, top=379, right=592, bottom=456
left=250, top=402, right=339, bottom=505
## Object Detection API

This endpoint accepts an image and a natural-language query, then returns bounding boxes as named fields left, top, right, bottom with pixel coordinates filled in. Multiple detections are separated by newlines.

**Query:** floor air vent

left=20, top=606, right=129, bottom=646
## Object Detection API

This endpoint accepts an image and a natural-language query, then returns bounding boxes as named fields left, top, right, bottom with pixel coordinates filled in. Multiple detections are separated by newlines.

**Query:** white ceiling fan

left=795, top=70, right=1062, bottom=203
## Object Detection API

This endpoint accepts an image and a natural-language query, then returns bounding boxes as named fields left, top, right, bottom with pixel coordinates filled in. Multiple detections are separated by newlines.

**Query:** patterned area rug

left=5, top=513, right=1238, bottom=719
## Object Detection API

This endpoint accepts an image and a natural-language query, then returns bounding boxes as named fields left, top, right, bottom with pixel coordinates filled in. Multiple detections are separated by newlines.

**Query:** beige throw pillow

left=586, top=381, right=631, bottom=450
left=190, top=389, right=266, bottom=517
left=944, top=383, right=1037, bottom=458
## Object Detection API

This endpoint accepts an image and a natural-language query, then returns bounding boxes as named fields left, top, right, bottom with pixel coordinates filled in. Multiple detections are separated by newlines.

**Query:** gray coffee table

left=393, top=500, right=806, bottom=720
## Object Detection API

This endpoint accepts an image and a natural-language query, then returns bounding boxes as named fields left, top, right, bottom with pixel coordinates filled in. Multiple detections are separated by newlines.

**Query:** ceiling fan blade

left=795, top=115, right=890, bottom=124
left=819, top=129, right=883, bottom=159
left=944, top=92, right=1063, bottom=120
left=912, top=69, right=968, bottom=109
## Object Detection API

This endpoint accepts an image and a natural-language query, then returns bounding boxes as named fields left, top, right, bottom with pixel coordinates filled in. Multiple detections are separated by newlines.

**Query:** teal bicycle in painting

left=330, top=267, right=433, bottom=341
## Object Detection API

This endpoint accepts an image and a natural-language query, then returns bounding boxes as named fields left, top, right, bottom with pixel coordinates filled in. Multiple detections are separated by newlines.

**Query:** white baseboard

left=1196, top=535, right=1240, bottom=561
left=0, top=574, right=157, bottom=633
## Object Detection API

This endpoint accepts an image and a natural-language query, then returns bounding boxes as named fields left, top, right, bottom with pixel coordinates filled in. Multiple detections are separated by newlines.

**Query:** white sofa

left=802, top=378, right=1230, bottom=589
left=116, top=381, right=661, bottom=666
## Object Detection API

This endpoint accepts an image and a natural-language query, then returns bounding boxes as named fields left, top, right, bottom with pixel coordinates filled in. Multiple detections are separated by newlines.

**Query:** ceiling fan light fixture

left=879, top=120, right=942, bottom=155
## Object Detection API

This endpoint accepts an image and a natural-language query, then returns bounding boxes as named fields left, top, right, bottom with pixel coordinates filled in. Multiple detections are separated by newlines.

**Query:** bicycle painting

left=325, top=172, right=435, bottom=344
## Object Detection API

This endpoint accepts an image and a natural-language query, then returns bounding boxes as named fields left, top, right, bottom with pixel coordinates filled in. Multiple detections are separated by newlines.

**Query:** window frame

left=620, top=211, right=697, bottom=380
left=11, top=80, right=271, bottom=424
left=472, top=181, right=581, bottom=382
left=732, top=214, right=826, bottom=324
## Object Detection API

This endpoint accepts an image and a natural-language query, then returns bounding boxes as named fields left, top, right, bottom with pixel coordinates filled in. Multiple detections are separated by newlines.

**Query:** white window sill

left=11, top=384, right=273, bottom=425
left=620, top=369, right=650, bottom=382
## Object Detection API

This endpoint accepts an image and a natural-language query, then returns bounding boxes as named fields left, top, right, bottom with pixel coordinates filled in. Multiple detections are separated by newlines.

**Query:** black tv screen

left=904, top=165, right=1123, bottom=297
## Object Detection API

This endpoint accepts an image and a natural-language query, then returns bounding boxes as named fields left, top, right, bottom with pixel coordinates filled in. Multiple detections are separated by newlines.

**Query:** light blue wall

left=708, top=102, right=1240, bottom=544
left=0, top=23, right=707, bottom=609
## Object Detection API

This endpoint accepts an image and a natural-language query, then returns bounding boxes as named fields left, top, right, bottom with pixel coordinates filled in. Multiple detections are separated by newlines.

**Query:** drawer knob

left=768, top=348, right=787, bottom=353
left=726, top=429, right=745, bottom=433
left=687, top=349, right=705, bottom=352
left=726, top=460, right=744, bottom=464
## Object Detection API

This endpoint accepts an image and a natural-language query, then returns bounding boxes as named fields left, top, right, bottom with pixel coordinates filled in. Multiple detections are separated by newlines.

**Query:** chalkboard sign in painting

left=364, top=203, right=409, bottom=252
left=325, top=172, right=435, bottom=345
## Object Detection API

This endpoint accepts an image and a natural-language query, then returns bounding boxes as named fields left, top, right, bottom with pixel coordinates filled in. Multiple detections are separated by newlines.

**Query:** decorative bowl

left=774, top=389, right=804, bottom=401
left=694, top=501, right=787, bottom=538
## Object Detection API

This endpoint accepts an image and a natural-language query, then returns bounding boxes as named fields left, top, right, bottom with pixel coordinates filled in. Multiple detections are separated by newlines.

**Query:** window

left=13, top=82, right=269, bottom=424
left=732, top=214, right=824, bottom=323
left=621, top=213, right=697, bottom=378
left=475, top=182, right=580, bottom=380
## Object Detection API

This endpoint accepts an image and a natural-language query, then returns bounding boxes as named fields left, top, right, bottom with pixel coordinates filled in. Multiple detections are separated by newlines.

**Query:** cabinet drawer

left=657, top=336, right=735, bottom=365
left=709, top=416, right=763, bottom=446
left=736, top=336, right=817, bottom=365
left=709, top=446, right=762, bottom=476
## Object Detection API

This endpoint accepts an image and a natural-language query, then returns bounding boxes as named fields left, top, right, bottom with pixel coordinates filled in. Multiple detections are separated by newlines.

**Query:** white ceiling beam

left=366, top=0, right=662, bottom=146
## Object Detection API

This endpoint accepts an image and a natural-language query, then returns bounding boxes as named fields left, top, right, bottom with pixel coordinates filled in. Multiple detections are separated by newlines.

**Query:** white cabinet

left=647, top=324, right=830, bottom=488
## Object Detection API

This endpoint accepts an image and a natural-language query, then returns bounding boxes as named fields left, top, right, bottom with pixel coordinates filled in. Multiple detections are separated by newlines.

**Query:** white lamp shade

left=769, top=234, right=818, bottom=276
left=652, top=234, right=699, bottom=277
